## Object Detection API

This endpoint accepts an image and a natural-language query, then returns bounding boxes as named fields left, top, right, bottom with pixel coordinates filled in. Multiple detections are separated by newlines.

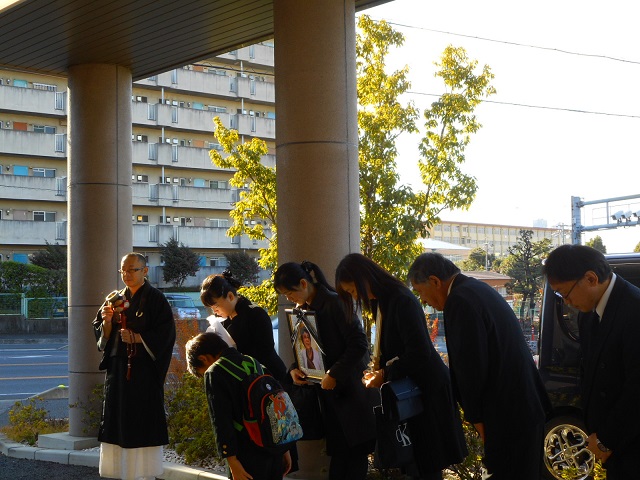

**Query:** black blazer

left=378, top=287, right=467, bottom=473
left=308, top=284, right=377, bottom=451
left=578, top=275, right=640, bottom=457
left=444, top=274, right=550, bottom=436
left=222, top=296, right=287, bottom=383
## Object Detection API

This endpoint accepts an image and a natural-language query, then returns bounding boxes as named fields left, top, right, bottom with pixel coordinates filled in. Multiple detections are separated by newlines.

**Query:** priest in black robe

left=93, top=252, right=176, bottom=480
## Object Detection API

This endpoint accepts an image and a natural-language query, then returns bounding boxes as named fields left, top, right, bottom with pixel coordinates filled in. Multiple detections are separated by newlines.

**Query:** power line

left=376, top=20, right=640, bottom=66
left=405, top=91, right=640, bottom=119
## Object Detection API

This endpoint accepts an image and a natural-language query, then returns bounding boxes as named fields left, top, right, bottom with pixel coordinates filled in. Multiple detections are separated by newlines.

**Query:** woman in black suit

left=200, top=271, right=286, bottom=382
left=274, top=261, right=376, bottom=480
left=334, top=253, right=467, bottom=480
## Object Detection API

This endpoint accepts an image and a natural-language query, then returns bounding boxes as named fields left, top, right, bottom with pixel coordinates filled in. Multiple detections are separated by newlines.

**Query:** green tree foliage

left=500, top=230, right=553, bottom=318
left=30, top=241, right=67, bottom=270
left=224, top=251, right=260, bottom=286
left=417, top=45, right=495, bottom=229
left=27, top=241, right=68, bottom=296
left=635, top=241, right=640, bottom=253
left=459, top=246, right=495, bottom=271
left=209, top=117, right=278, bottom=314
left=586, top=235, right=607, bottom=254
left=207, top=22, right=494, bottom=312
left=0, top=261, right=53, bottom=297
left=357, top=16, right=495, bottom=279
left=160, top=237, right=201, bottom=288
left=356, top=15, right=422, bottom=277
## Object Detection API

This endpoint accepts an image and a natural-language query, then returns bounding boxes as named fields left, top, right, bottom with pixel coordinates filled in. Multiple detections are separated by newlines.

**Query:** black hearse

left=538, top=252, right=640, bottom=479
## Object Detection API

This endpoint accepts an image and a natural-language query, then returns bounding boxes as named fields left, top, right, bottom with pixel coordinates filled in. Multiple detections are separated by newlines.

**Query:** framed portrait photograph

left=285, top=308, right=325, bottom=382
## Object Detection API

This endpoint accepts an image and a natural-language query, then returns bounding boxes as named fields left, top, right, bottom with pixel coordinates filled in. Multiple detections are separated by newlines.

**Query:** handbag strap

left=370, top=305, right=383, bottom=371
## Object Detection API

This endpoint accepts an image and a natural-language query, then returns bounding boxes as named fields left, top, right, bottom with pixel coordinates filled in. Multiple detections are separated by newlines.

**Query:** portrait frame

left=285, top=308, right=325, bottom=382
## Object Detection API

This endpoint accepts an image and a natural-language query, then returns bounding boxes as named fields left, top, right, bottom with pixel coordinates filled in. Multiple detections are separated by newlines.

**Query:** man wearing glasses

left=93, top=252, right=176, bottom=480
left=543, top=244, right=640, bottom=480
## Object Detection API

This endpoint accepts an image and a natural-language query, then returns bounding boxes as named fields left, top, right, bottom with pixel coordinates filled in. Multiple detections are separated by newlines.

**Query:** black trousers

left=482, top=422, right=544, bottom=480
left=328, top=440, right=375, bottom=480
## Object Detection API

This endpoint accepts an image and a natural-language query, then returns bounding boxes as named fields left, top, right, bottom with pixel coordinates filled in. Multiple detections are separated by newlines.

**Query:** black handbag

left=286, top=383, right=324, bottom=440
left=373, top=377, right=423, bottom=469
left=380, top=377, right=423, bottom=422
left=373, top=405, right=415, bottom=469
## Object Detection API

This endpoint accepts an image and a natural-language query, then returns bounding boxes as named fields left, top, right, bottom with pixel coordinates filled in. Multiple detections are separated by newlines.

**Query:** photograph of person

left=298, top=325, right=323, bottom=371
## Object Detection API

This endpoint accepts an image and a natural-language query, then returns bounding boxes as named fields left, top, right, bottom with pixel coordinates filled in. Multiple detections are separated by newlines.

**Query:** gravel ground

left=0, top=453, right=102, bottom=480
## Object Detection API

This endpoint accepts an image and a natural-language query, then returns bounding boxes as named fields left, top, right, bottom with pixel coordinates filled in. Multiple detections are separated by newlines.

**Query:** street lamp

left=483, top=242, right=492, bottom=271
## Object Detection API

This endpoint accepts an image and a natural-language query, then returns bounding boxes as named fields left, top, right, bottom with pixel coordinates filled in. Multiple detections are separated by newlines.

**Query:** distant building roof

left=419, top=238, right=471, bottom=251
left=463, top=270, right=513, bottom=289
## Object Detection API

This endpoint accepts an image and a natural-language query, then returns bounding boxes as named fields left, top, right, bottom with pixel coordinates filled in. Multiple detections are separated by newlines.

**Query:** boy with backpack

left=186, top=332, right=301, bottom=480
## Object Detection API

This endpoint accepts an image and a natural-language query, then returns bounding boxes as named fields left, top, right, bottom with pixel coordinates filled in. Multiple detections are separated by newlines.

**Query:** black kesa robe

left=93, top=281, right=176, bottom=448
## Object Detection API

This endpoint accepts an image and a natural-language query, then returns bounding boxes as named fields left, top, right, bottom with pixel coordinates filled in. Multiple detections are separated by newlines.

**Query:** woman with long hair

left=274, top=261, right=376, bottom=480
left=335, top=253, right=467, bottom=480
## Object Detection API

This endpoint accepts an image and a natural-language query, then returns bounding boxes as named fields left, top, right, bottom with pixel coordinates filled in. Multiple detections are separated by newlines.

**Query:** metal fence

left=0, top=293, right=68, bottom=318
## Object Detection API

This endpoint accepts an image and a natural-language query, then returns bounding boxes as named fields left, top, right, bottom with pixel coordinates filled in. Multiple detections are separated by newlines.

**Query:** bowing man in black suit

left=543, top=244, right=640, bottom=480
left=408, top=252, right=550, bottom=480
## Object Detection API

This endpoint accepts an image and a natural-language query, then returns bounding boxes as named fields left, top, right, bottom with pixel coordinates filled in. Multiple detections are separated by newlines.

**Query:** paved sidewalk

left=0, top=334, right=224, bottom=480
left=0, top=433, right=225, bottom=480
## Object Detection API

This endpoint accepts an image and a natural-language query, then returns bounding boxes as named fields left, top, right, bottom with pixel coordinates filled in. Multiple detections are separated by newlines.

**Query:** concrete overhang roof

left=0, top=0, right=391, bottom=81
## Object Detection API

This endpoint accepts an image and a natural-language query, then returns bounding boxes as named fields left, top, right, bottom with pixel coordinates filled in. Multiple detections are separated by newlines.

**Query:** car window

left=166, top=296, right=196, bottom=308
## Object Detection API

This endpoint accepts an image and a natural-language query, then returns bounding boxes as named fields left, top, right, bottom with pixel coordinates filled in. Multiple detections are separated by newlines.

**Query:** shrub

left=69, top=383, right=104, bottom=435
left=1, top=397, right=68, bottom=445
left=165, top=373, right=218, bottom=465
left=447, top=414, right=484, bottom=480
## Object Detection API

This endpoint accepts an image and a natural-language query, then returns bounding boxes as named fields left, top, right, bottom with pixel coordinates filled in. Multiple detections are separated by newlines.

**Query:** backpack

left=216, top=355, right=303, bottom=451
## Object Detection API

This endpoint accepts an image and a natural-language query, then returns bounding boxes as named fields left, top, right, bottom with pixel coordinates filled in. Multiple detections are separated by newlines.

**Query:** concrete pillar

left=66, top=64, right=133, bottom=437
left=274, top=2, right=359, bottom=478
left=274, top=0, right=360, bottom=283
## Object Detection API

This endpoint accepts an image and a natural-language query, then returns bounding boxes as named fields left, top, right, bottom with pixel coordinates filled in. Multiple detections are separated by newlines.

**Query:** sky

left=365, top=0, right=640, bottom=253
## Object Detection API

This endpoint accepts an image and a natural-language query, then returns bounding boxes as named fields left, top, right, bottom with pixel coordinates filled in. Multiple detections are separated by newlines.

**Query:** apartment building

left=427, top=220, right=566, bottom=258
left=0, top=43, right=275, bottom=287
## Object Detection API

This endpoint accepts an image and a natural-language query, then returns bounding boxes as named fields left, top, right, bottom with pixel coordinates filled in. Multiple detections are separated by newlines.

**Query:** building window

left=136, top=215, right=149, bottom=223
left=32, top=168, right=56, bottom=177
left=210, top=180, right=228, bottom=189
left=33, top=125, right=56, bottom=134
left=148, top=143, right=158, bottom=160
left=33, top=83, right=57, bottom=91
left=33, top=211, right=56, bottom=222
left=133, top=174, right=149, bottom=183
left=55, top=134, right=66, bottom=153
left=55, top=92, right=66, bottom=110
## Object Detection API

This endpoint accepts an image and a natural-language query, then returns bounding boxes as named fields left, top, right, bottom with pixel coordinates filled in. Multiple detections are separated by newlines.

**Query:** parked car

left=165, top=293, right=201, bottom=321
left=538, top=252, right=640, bottom=480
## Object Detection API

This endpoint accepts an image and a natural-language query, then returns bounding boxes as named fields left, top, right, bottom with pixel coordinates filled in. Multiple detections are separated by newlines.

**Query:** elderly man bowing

left=408, top=252, right=550, bottom=480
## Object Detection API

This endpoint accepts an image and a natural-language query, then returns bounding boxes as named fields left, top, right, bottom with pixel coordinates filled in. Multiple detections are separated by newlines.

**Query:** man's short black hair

left=543, top=244, right=611, bottom=283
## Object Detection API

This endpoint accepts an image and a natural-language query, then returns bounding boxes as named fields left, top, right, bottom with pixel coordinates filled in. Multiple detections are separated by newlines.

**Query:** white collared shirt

left=595, top=273, right=617, bottom=321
